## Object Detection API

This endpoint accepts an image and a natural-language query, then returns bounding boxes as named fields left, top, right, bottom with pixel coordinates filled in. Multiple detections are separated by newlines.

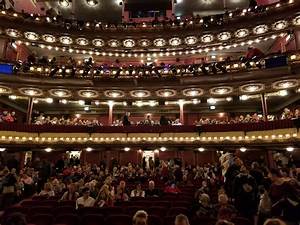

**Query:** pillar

left=108, top=101, right=114, bottom=125
left=294, top=30, right=300, bottom=50
left=260, top=93, right=268, bottom=121
left=26, top=97, right=34, bottom=124
left=179, top=102, right=184, bottom=125
left=267, top=150, right=276, bottom=169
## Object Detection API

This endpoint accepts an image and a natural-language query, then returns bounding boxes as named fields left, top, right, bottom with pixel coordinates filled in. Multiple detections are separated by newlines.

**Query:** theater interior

left=0, top=0, right=299, bottom=225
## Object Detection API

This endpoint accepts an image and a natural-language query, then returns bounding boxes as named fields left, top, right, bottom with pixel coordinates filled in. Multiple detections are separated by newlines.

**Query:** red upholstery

left=53, top=206, right=77, bottom=216
left=106, top=215, right=132, bottom=225
left=231, top=217, right=252, bottom=225
left=148, top=215, right=163, bottom=225
left=30, top=214, right=54, bottom=225
left=55, top=214, right=80, bottom=225
left=167, top=207, right=189, bottom=217
left=28, top=207, right=53, bottom=217
left=147, top=207, right=168, bottom=217
left=80, top=214, right=105, bottom=225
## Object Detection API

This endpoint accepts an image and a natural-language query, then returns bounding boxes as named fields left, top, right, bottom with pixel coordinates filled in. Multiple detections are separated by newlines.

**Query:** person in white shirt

left=76, top=187, right=95, bottom=209
left=130, top=183, right=145, bottom=198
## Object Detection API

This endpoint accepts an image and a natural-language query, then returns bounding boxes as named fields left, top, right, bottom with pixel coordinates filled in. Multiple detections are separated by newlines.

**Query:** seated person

left=164, top=182, right=181, bottom=194
left=96, top=184, right=114, bottom=207
left=39, top=182, right=55, bottom=197
left=196, top=193, right=214, bottom=218
left=175, top=214, right=190, bottom=225
left=115, top=180, right=129, bottom=202
left=130, top=183, right=145, bottom=198
left=60, top=183, right=79, bottom=201
left=214, top=193, right=237, bottom=220
left=132, top=210, right=148, bottom=225
left=145, top=180, right=161, bottom=197
left=76, top=187, right=95, bottom=209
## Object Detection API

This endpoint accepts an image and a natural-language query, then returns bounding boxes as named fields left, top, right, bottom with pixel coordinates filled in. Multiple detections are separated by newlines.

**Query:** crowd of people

left=0, top=150, right=299, bottom=225
left=34, top=114, right=102, bottom=126
left=0, top=111, right=17, bottom=123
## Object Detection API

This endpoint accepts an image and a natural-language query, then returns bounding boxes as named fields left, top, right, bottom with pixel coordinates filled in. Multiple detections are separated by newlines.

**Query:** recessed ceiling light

left=217, top=32, right=231, bottom=41
left=201, top=34, right=214, bottom=43
left=153, top=38, right=166, bottom=47
left=160, top=147, right=167, bottom=151
left=184, top=36, right=198, bottom=45
left=198, top=147, right=205, bottom=152
left=240, top=147, right=247, bottom=152
left=169, top=37, right=182, bottom=46
left=76, top=38, right=89, bottom=46
left=286, top=146, right=294, bottom=152
left=92, top=39, right=105, bottom=47
left=59, top=36, right=73, bottom=45
left=86, top=0, right=98, bottom=6
left=235, top=29, right=249, bottom=38
left=86, top=147, right=93, bottom=152
left=124, top=147, right=130, bottom=151
left=42, top=34, right=56, bottom=43
left=0, top=148, right=6, bottom=152
left=272, top=20, right=288, bottom=30
left=123, top=39, right=135, bottom=48
left=45, top=147, right=53, bottom=152
left=24, top=32, right=39, bottom=40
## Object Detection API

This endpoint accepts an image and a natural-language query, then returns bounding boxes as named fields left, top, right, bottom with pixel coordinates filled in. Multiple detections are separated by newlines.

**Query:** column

left=178, top=101, right=184, bottom=125
left=260, top=93, right=268, bottom=121
left=294, top=30, right=300, bottom=50
left=108, top=101, right=114, bottom=125
left=267, top=151, right=276, bottom=169
left=26, top=97, right=34, bottom=124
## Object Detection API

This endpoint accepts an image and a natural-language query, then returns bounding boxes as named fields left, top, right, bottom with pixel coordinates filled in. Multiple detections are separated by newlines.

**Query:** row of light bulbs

left=38, top=146, right=296, bottom=153
left=16, top=33, right=284, bottom=59
left=0, top=133, right=297, bottom=143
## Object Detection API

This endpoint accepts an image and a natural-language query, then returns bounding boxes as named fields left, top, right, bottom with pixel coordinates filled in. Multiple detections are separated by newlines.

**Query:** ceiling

left=12, top=0, right=250, bottom=23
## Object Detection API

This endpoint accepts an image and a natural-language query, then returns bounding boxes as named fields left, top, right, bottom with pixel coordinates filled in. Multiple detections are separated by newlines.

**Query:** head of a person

left=175, top=214, right=190, bottom=225
left=263, top=219, right=286, bottom=225
left=218, top=193, right=229, bottom=205
left=132, top=210, right=148, bottom=225
left=82, top=187, right=90, bottom=199
left=148, top=180, right=155, bottom=190
left=4, top=213, right=27, bottom=225
left=215, top=220, right=234, bottom=225
left=119, top=180, right=126, bottom=189
left=199, top=193, right=210, bottom=207
left=44, top=182, right=52, bottom=191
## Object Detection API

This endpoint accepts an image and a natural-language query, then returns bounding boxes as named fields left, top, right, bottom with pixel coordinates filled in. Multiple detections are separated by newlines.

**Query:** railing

left=0, top=0, right=294, bottom=32
left=0, top=120, right=295, bottom=133
left=3, top=52, right=297, bottom=79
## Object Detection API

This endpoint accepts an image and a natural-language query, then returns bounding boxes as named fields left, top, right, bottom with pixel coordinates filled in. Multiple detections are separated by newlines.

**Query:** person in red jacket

left=164, top=182, right=181, bottom=194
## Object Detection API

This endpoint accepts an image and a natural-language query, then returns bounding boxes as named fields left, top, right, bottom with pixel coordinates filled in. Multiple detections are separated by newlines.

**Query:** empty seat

left=167, top=207, right=189, bottom=217
left=78, top=207, right=101, bottom=216
left=164, top=216, right=176, bottom=225
left=32, top=196, right=48, bottom=201
left=147, top=207, right=167, bottom=217
left=155, top=201, right=170, bottom=208
left=55, top=214, right=79, bottom=225
left=81, top=214, right=105, bottom=225
left=106, top=215, right=131, bottom=225
left=37, top=200, right=57, bottom=208
left=123, top=206, right=144, bottom=217
left=53, top=206, right=77, bottom=215
left=231, top=217, right=252, bottom=225
left=4, top=206, right=28, bottom=217
left=172, top=201, right=190, bottom=208
left=30, top=214, right=54, bottom=225
left=148, top=215, right=163, bottom=225
left=28, top=206, right=53, bottom=217
left=20, top=200, right=38, bottom=207
left=58, top=200, right=76, bottom=207
left=99, top=207, right=123, bottom=215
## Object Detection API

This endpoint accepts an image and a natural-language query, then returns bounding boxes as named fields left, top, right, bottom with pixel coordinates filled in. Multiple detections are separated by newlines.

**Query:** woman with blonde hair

left=96, top=184, right=114, bottom=207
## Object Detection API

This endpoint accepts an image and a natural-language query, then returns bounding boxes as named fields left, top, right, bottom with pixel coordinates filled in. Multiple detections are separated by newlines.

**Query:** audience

left=75, top=187, right=96, bottom=209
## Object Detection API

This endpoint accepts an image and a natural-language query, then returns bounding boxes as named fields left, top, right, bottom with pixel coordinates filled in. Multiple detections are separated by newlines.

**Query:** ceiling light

left=160, top=147, right=167, bottom=151
left=20, top=88, right=42, bottom=96
left=43, top=34, right=56, bottom=43
left=79, top=90, right=98, bottom=98
left=184, top=36, right=198, bottom=45
left=286, top=146, right=294, bottom=152
left=76, top=38, right=89, bottom=46
left=240, top=147, right=247, bottom=152
left=108, top=39, right=120, bottom=47
left=50, top=89, right=71, bottom=98
left=86, top=0, right=98, bottom=6
left=9, top=95, right=17, bottom=100
left=0, top=86, right=11, bottom=94
left=78, top=100, right=85, bottom=105
left=124, top=147, right=130, bottom=151
left=183, top=88, right=203, bottom=97
left=0, top=148, right=6, bottom=152
left=154, top=38, right=166, bottom=47
left=24, top=32, right=39, bottom=40
left=59, top=0, right=70, bottom=7
left=241, top=84, right=264, bottom=93
left=210, top=87, right=233, bottom=95
left=198, top=147, right=205, bottom=152
left=217, top=32, right=231, bottom=41
left=235, top=29, right=249, bottom=38
left=46, top=98, right=53, bottom=103
left=84, top=106, right=90, bottom=111
left=278, top=90, right=288, bottom=96
left=207, top=98, right=216, bottom=104
left=226, top=97, right=232, bottom=102
left=45, top=147, right=52, bottom=152
left=6, top=29, right=20, bottom=37
left=272, top=20, right=288, bottom=30
left=59, top=36, right=73, bottom=45
left=240, top=95, right=249, bottom=101
left=92, top=39, right=105, bottom=47
left=169, top=37, right=182, bottom=46
left=61, top=99, right=67, bottom=104
left=253, top=25, right=268, bottom=34
left=201, top=34, right=214, bottom=43
left=123, top=39, right=135, bottom=48
left=210, top=105, right=216, bottom=110
left=86, top=147, right=93, bottom=152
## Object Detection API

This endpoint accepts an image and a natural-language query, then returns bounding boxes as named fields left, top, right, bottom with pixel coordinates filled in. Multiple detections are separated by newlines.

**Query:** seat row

left=4, top=206, right=190, bottom=219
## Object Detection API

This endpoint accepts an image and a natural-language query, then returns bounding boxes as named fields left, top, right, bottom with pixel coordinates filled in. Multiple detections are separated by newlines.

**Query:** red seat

left=30, top=214, right=54, bottom=225
left=78, top=207, right=101, bottom=216
left=37, top=200, right=57, bottom=208
left=231, top=217, right=252, bottom=225
left=81, top=214, right=105, bottom=225
left=28, top=207, right=53, bottom=217
left=106, top=215, right=131, bottom=225
left=123, top=206, right=144, bottom=217
left=164, top=216, right=176, bottom=225
left=148, top=215, right=163, bottom=225
left=167, top=207, right=189, bottom=217
left=21, top=200, right=38, bottom=207
left=53, top=206, right=77, bottom=216
left=58, top=201, right=76, bottom=208
left=4, top=206, right=28, bottom=217
left=155, top=201, right=170, bottom=208
left=147, top=207, right=167, bottom=217
left=99, top=207, right=124, bottom=215
left=32, top=196, right=48, bottom=201
left=172, top=201, right=190, bottom=208
left=55, top=214, right=79, bottom=225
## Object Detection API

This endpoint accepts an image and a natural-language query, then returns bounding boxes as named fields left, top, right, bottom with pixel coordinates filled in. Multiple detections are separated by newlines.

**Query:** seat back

left=55, top=214, right=80, bottom=225
left=30, top=214, right=54, bottom=225
left=81, top=214, right=105, bottom=225
left=106, top=215, right=132, bottom=225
